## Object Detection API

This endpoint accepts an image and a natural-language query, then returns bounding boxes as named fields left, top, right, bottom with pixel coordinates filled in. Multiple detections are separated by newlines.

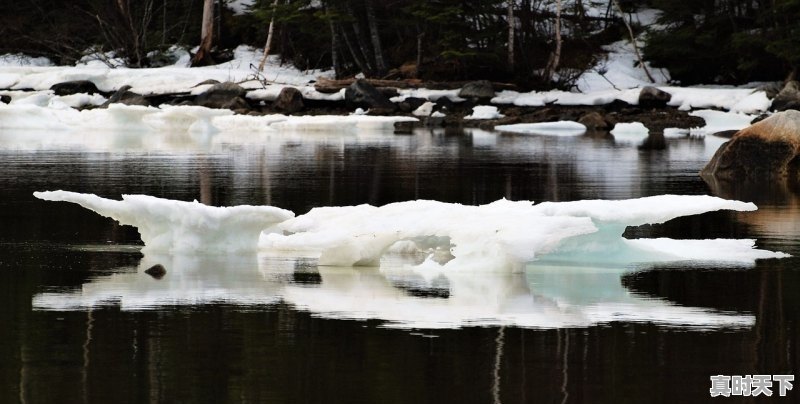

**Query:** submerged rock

left=701, top=110, right=800, bottom=180
left=771, top=80, right=800, bottom=111
left=50, top=80, right=100, bottom=96
left=144, top=264, right=166, bottom=279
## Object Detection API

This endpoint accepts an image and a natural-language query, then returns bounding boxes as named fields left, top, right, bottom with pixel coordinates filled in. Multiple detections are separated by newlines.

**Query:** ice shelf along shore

left=35, top=191, right=789, bottom=272
left=0, top=103, right=418, bottom=134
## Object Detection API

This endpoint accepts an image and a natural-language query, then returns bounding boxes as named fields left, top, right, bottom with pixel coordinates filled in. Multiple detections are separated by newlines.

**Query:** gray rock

left=50, top=80, right=100, bottom=96
left=458, top=80, right=495, bottom=99
left=103, top=85, right=150, bottom=107
left=638, top=86, right=671, bottom=108
left=345, top=79, right=396, bottom=111
left=701, top=110, right=800, bottom=180
left=195, top=82, right=249, bottom=109
left=274, top=87, right=304, bottom=113
left=771, top=80, right=800, bottom=111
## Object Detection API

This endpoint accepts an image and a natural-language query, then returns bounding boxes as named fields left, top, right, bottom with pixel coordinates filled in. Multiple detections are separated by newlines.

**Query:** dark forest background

left=1, top=0, right=799, bottom=89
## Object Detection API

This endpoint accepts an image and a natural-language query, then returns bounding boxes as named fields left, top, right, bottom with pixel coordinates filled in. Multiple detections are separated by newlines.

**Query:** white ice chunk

left=34, top=191, right=788, bottom=272
left=263, top=199, right=597, bottom=271
left=495, top=121, right=586, bottom=136
left=610, top=121, right=649, bottom=144
left=663, top=128, right=690, bottom=138
left=464, top=105, right=504, bottom=120
left=412, top=101, right=435, bottom=117
left=34, top=191, right=294, bottom=254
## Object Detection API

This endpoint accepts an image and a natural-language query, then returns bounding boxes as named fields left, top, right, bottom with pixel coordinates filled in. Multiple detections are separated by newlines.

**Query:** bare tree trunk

left=612, top=0, right=655, bottom=83
left=257, top=0, right=280, bottom=71
left=416, top=28, right=424, bottom=78
left=507, top=1, right=515, bottom=71
left=339, top=24, right=371, bottom=75
left=345, top=1, right=375, bottom=74
left=191, top=0, right=215, bottom=66
left=543, top=0, right=562, bottom=82
left=327, top=8, right=342, bottom=78
left=365, top=0, right=386, bottom=75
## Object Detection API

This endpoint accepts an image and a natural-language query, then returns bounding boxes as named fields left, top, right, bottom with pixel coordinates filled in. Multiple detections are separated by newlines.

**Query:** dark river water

left=0, top=128, right=798, bottom=403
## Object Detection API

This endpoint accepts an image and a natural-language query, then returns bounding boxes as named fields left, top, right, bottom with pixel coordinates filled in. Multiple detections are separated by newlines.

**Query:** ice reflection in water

left=33, top=252, right=755, bottom=330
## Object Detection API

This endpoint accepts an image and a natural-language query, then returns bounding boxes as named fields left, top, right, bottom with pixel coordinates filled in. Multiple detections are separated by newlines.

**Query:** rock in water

left=578, top=111, right=611, bottom=131
left=102, top=85, right=150, bottom=107
left=638, top=86, right=671, bottom=108
left=273, top=87, right=304, bottom=113
left=701, top=110, right=800, bottom=180
left=458, top=80, right=495, bottom=100
left=50, top=80, right=100, bottom=96
left=771, top=80, right=800, bottom=111
left=144, top=264, right=167, bottom=279
left=345, top=79, right=396, bottom=111
left=195, top=82, right=249, bottom=110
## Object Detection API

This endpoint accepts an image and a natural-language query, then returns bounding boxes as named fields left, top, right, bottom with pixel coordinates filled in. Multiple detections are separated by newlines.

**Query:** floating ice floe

left=495, top=121, right=587, bottom=136
left=35, top=192, right=789, bottom=273
left=610, top=122, right=650, bottom=144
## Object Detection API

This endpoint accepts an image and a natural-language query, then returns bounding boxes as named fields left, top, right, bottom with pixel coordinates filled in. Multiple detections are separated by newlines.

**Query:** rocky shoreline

left=2, top=78, right=716, bottom=135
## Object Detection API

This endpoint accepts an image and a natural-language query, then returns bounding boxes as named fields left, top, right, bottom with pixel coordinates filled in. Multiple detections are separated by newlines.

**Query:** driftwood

left=314, top=77, right=518, bottom=93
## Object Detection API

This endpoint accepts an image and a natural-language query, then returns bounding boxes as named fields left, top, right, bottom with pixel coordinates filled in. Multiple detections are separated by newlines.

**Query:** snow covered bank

left=492, top=86, right=771, bottom=114
left=0, top=45, right=330, bottom=94
left=35, top=192, right=789, bottom=272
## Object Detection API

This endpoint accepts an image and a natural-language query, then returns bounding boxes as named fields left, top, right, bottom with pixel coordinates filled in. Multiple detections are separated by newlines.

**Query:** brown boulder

left=638, top=86, right=671, bottom=108
left=274, top=87, right=304, bottom=113
left=701, top=110, right=800, bottom=180
left=578, top=111, right=611, bottom=131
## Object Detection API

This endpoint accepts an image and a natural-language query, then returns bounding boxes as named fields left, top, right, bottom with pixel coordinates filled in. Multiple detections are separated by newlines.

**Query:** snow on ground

left=577, top=40, right=671, bottom=93
left=390, top=89, right=465, bottom=103
left=35, top=192, right=789, bottom=273
left=689, top=109, right=756, bottom=136
left=0, top=54, right=52, bottom=67
left=0, top=45, right=332, bottom=95
left=495, top=121, right=587, bottom=136
left=228, top=0, right=255, bottom=15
